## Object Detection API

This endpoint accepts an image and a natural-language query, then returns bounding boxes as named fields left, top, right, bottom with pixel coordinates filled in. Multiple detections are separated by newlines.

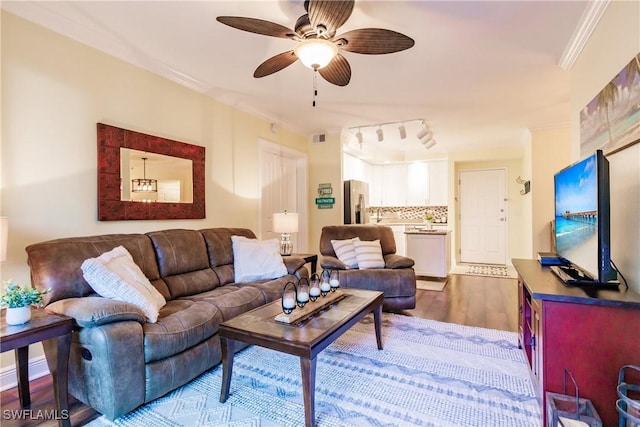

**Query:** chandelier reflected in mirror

left=131, top=157, right=157, bottom=193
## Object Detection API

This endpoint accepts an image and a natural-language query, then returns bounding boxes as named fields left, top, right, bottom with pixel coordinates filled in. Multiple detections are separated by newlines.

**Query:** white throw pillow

left=231, top=236, right=287, bottom=283
left=81, top=246, right=166, bottom=323
left=331, top=237, right=360, bottom=269
left=353, top=239, right=385, bottom=269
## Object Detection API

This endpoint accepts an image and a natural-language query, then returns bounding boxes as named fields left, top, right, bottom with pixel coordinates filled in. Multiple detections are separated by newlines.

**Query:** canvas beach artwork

left=580, top=52, right=640, bottom=155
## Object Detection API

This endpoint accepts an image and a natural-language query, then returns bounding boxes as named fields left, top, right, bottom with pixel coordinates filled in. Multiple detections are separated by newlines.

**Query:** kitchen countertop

left=404, top=230, right=451, bottom=235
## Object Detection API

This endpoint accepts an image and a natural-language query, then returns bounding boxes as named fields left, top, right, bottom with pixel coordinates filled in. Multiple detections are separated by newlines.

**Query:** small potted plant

left=1, top=280, right=50, bottom=325
left=424, top=210, right=434, bottom=229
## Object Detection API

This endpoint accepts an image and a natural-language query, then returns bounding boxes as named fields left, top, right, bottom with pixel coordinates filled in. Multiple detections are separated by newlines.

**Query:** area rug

left=452, top=264, right=517, bottom=279
left=416, top=278, right=448, bottom=291
left=88, top=314, right=540, bottom=427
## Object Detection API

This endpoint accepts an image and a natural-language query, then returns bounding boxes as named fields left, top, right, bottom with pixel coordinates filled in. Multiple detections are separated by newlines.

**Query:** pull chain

left=312, top=70, right=318, bottom=107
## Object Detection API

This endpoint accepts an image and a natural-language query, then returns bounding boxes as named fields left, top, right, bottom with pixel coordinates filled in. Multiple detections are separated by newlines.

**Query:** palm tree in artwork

left=596, top=81, right=619, bottom=143
left=623, top=53, right=640, bottom=103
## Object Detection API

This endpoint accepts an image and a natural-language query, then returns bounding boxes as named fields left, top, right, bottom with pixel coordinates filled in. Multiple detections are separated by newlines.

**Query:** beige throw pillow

left=231, top=236, right=287, bottom=282
left=353, top=239, right=385, bottom=269
left=81, top=246, right=166, bottom=323
left=331, top=237, right=360, bottom=269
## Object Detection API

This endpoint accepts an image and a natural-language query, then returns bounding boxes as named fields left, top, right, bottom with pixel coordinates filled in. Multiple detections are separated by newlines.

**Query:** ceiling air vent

left=312, top=134, right=326, bottom=144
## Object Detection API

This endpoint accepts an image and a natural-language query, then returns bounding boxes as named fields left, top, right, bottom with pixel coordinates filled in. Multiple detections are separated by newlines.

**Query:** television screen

left=554, top=153, right=600, bottom=279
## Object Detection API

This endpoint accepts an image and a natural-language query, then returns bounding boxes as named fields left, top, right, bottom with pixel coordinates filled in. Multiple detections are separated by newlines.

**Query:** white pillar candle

left=283, top=297, right=296, bottom=309
left=309, top=287, right=321, bottom=297
left=321, top=282, right=331, bottom=292
left=297, top=291, right=309, bottom=302
left=330, top=279, right=339, bottom=288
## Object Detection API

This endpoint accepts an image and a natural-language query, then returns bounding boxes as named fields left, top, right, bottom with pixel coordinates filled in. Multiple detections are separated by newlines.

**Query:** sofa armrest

left=320, top=255, right=347, bottom=270
left=282, top=256, right=305, bottom=275
left=384, top=254, right=415, bottom=269
left=47, top=297, right=146, bottom=328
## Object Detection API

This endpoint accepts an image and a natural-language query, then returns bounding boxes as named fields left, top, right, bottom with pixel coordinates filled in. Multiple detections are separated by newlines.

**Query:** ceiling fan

left=217, top=0, right=415, bottom=87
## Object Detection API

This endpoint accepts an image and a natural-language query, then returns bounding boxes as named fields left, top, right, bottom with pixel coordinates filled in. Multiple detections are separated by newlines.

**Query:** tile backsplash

left=367, top=206, right=448, bottom=223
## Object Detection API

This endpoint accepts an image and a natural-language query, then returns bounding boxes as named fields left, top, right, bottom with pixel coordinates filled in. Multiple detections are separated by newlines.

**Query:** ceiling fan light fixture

left=294, top=38, right=338, bottom=70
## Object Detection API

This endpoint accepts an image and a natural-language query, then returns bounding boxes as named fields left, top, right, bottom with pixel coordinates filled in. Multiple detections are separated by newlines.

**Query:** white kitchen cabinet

left=407, top=162, right=429, bottom=205
left=389, top=225, right=406, bottom=256
left=406, top=232, right=451, bottom=278
left=381, top=164, right=408, bottom=206
left=370, top=165, right=383, bottom=206
left=428, top=160, right=448, bottom=205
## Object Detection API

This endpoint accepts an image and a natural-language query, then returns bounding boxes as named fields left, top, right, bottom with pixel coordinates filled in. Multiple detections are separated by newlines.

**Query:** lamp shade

left=273, top=212, right=299, bottom=233
left=294, top=39, right=338, bottom=70
left=1, top=217, right=7, bottom=262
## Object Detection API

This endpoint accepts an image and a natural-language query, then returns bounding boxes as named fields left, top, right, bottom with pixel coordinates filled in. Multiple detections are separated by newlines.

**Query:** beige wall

left=0, top=13, right=309, bottom=369
left=307, top=133, right=343, bottom=255
left=530, top=127, right=571, bottom=255
left=570, top=1, right=640, bottom=292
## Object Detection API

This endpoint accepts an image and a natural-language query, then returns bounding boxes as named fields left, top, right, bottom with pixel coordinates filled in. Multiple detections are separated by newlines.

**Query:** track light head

left=376, top=127, right=384, bottom=142
left=356, top=130, right=363, bottom=144
left=416, top=126, right=430, bottom=140
left=423, top=139, right=436, bottom=149
left=398, top=124, right=407, bottom=139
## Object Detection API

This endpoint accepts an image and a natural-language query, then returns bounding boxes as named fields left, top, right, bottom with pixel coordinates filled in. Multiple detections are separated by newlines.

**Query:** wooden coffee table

left=218, top=288, right=384, bottom=427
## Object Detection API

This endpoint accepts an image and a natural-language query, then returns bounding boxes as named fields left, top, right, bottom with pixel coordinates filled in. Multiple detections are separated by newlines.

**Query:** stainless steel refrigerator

left=344, top=180, right=369, bottom=224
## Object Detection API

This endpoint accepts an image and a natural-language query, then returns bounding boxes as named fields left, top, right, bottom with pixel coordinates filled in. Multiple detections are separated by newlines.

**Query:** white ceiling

left=2, top=1, right=600, bottom=159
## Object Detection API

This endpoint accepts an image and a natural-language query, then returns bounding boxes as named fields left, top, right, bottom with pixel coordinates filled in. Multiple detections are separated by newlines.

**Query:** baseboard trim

left=0, top=355, right=50, bottom=391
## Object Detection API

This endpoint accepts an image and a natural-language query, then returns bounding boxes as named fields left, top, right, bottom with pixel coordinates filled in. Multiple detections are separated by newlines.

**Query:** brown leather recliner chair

left=319, top=225, right=416, bottom=311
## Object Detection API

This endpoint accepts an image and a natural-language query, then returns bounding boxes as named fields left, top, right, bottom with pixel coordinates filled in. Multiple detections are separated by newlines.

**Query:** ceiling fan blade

left=217, top=16, right=294, bottom=39
left=254, top=51, right=299, bottom=78
left=307, top=0, right=354, bottom=36
left=336, top=28, right=415, bottom=54
left=318, top=54, right=351, bottom=86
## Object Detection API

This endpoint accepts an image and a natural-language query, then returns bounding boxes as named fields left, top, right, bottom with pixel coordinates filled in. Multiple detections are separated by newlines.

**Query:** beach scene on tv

left=554, top=155, right=598, bottom=276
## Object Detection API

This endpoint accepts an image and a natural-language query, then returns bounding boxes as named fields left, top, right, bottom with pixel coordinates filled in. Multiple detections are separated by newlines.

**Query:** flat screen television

left=553, top=149, right=618, bottom=286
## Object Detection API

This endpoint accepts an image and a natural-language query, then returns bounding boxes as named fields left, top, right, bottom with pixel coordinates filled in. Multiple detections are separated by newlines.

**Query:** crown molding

left=558, top=0, right=610, bottom=71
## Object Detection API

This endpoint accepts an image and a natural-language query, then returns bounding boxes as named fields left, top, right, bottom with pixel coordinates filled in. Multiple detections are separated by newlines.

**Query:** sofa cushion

left=147, top=229, right=221, bottom=298
left=331, top=238, right=360, bottom=269
left=183, top=286, right=265, bottom=321
left=81, top=246, right=166, bottom=323
left=231, top=236, right=287, bottom=282
left=353, top=239, right=385, bottom=269
left=143, top=299, right=223, bottom=363
left=200, top=228, right=256, bottom=285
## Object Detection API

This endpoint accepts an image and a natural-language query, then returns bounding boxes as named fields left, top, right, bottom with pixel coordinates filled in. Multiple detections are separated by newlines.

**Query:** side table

left=289, top=253, right=318, bottom=275
left=1, top=308, right=73, bottom=427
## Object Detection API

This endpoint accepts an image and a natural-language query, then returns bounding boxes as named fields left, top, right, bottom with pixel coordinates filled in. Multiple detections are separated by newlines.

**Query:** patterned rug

left=88, top=314, right=540, bottom=427
left=452, top=264, right=517, bottom=278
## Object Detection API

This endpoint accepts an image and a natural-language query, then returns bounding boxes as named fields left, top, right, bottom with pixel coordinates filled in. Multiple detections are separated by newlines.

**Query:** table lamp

left=272, top=211, right=298, bottom=256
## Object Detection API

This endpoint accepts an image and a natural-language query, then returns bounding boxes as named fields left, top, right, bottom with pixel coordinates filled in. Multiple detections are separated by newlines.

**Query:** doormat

left=453, top=264, right=517, bottom=278
left=416, top=278, right=448, bottom=291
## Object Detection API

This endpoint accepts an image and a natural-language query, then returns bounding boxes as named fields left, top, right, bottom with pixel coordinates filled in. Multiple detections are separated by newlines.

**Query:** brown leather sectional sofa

left=26, top=228, right=308, bottom=420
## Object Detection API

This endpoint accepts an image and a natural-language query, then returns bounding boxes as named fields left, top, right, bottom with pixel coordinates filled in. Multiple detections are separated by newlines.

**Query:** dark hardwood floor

left=0, top=274, right=518, bottom=426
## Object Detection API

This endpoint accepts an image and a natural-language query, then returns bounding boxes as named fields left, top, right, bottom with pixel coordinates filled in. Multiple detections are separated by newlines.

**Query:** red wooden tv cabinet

left=513, top=259, right=640, bottom=427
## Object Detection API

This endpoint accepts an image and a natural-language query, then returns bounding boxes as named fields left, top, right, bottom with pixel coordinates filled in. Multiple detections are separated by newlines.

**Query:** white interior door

left=459, top=168, right=507, bottom=264
left=259, top=141, right=308, bottom=252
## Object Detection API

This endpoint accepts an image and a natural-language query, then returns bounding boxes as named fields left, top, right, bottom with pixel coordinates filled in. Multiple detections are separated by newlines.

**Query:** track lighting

left=398, top=124, right=407, bottom=139
left=356, top=129, right=363, bottom=144
left=376, top=127, right=384, bottom=142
